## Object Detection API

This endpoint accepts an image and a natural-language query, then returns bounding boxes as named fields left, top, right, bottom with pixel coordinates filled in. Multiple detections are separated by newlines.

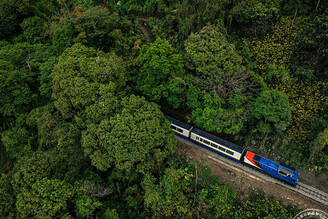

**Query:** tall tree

left=136, top=38, right=185, bottom=108
left=74, top=6, right=119, bottom=52
left=0, top=0, right=31, bottom=40
left=52, top=43, right=127, bottom=121
left=11, top=149, right=86, bottom=196
left=0, top=42, right=56, bottom=119
left=0, top=42, right=57, bottom=159
left=250, top=89, right=291, bottom=137
left=16, top=178, right=75, bottom=218
left=184, top=26, right=255, bottom=134
left=185, top=25, right=244, bottom=77
left=0, top=173, right=16, bottom=218
left=82, top=94, right=176, bottom=177
left=142, top=163, right=237, bottom=218
left=142, top=168, right=193, bottom=218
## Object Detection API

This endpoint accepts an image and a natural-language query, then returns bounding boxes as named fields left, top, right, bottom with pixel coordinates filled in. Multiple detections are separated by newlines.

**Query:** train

left=165, top=115, right=300, bottom=185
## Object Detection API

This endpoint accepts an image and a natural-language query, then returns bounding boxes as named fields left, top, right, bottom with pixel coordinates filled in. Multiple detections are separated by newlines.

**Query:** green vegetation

left=136, top=38, right=184, bottom=108
left=1, top=0, right=327, bottom=217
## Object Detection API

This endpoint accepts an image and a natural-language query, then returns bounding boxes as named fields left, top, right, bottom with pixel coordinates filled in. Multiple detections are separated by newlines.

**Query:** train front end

left=243, top=151, right=299, bottom=185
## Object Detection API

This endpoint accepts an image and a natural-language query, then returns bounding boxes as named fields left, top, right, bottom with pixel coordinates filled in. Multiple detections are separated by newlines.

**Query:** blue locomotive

left=166, top=115, right=300, bottom=185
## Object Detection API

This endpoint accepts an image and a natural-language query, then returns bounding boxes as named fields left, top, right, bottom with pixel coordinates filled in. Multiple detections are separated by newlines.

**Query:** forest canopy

left=1, top=0, right=327, bottom=217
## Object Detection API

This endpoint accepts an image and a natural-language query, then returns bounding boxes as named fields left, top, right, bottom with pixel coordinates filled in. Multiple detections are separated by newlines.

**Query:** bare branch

left=78, top=180, right=114, bottom=198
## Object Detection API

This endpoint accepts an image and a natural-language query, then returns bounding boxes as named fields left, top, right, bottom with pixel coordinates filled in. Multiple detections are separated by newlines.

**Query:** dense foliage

left=1, top=0, right=327, bottom=217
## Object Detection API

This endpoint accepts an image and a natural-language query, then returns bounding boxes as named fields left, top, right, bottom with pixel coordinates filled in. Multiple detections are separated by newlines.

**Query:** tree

left=277, top=79, right=327, bottom=143
left=0, top=41, right=57, bottom=169
left=136, top=38, right=185, bottom=108
left=75, top=195, right=102, bottom=217
left=188, top=90, right=247, bottom=135
left=0, top=0, right=31, bottom=40
left=0, top=59, right=34, bottom=118
left=82, top=94, right=176, bottom=176
left=281, top=0, right=327, bottom=16
left=0, top=42, right=59, bottom=159
left=11, top=148, right=87, bottom=196
left=52, top=21, right=75, bottom=54
left=0, top=173, right=16, bottom=218
left=185, top=25, right=244, bottom=77
left=103, top=208, right=119, bottom=218
left=26, top=103, right=66, bottom=150
left=0, top=42, right=57, bottom=118
left=74, top=6, right=119, bottom=52
left=1, top=126, right=32, bottom=159
left=142, top=168, right=192, bottom=218
left=182, top=25, right=257, bottom=135
left=16, top=178, right=75, bottom=218
left=26, top=102, right=83, bottom=153
left=244, top=17, right=299, bottom=78
left=48, top=5, right=133, bottom=55
left=295, top=14, right=328, bottom=80
left=250, top=90, right=291, bottom=136
left=131, top=0, right=229, bottom=47
left=20, top=16, right=49, bottom=44
left=142, top=161, right=237, bottom=218
left=9, top=147, right=105, bottom=216
left=234, top=189, right=297, bottom=218
left=310, top=128, right=328, bottom=163
left=184, top=25, right=253, bottom=98
left=230, top=0, right=281, bottom=38
left=52, top=43, right=127, bottom=121
left=197, top=179, right=236, bottom=218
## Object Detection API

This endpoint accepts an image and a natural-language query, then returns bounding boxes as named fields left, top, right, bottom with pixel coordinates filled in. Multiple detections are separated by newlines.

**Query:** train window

left=203, top=139, right=210, bottom=145
left=226, top=150, right=234, bottom=156
left=176, top=128, right=183, bottom=133
left=218, top=146, right=226, bottom=152
left=211, top=142, right=217, bottom=148
left=196, top=136, right=199, bottom=140
left=171, top=125, right=176, bottom=130
left=278, top=171, right=288, bottom=177
left=199, top=138, right=203, bottom=142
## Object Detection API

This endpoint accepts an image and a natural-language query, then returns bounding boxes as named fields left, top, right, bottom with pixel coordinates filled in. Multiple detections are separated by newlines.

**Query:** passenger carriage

left=190, top=128, right=245, bottom=162
left=165, top=115, right=193, bottom=139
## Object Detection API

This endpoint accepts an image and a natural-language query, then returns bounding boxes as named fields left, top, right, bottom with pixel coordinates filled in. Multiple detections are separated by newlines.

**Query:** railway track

left=272, top=176, right=328, bottom=207
left=176, top=136, right=328, bottom=207
left=294, top=182, right=328, bottom=206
